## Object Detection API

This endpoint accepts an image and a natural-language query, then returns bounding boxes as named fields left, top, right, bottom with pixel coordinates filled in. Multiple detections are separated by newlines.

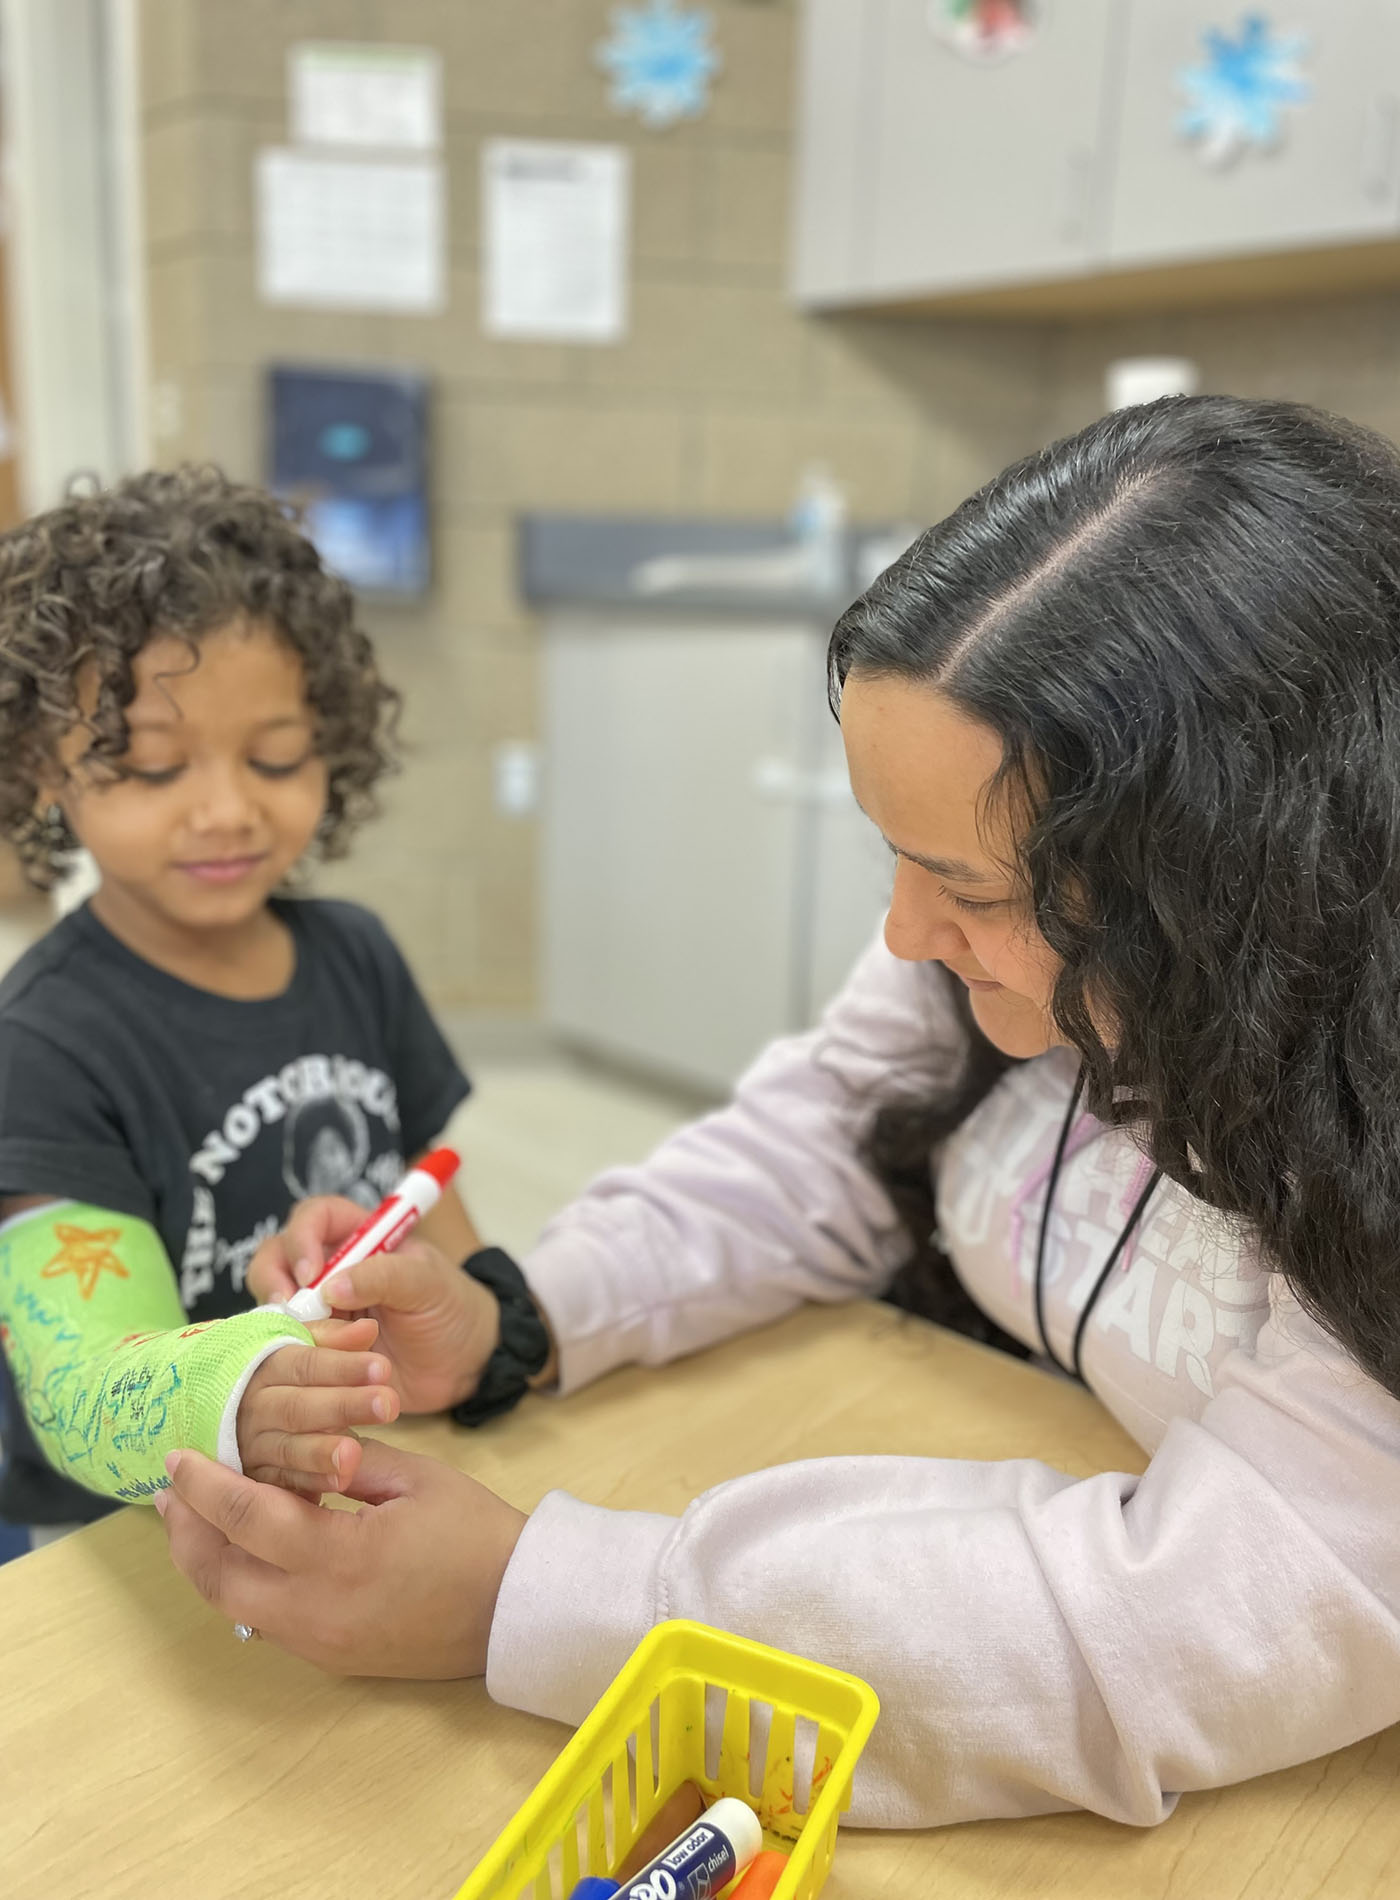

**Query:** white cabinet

left=790, top=0, right=881, bottom=303
left=791, top=0, right=1400, bottom=315
left=862, top=0, right=1120, bottom=300
left=1106, top=1, right=1400, bottom=268
left=542, top=615, right=889, bottom=1096
left=792, top=0, right=1121, bottom=306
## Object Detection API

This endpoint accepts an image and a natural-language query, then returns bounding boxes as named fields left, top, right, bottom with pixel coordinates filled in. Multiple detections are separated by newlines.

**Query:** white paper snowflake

left=1177, top=14, right=1310, bottom=168
left=597, top=0, right=722, bottom=130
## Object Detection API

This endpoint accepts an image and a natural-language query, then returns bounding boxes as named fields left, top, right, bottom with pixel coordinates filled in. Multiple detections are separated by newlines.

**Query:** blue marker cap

left=567, top=1882, right=621, bottom=1899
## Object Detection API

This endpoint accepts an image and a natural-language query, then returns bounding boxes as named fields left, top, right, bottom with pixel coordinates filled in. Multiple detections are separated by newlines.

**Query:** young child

left=167, top=396, right=1400, bottom=1832
left=0, top=466, right=479, bottom=1537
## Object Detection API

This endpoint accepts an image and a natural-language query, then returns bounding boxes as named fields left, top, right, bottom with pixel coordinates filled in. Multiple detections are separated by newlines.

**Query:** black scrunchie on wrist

left=453, top=1246, right=551, bottom=1428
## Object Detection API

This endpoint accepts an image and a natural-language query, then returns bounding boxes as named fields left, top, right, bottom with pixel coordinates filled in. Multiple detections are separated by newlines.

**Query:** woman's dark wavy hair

left=0, top=464, right=399, bottom=887
left=829, top=394, right=1400, bottom=1397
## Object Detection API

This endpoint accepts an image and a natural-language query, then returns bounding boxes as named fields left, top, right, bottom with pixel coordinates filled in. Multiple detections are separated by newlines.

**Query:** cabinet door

left=1107, top=2, right=1400, bottom=267
left=791, top=0, right=883, bottom=302
left=543, top=616, right=816, bottom=1096
left=863, top=0, right=1120, bottom=299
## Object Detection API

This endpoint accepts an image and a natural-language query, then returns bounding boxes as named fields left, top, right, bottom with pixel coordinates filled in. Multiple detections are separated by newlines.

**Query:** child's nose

left=188, top=762, right=257, bottom=832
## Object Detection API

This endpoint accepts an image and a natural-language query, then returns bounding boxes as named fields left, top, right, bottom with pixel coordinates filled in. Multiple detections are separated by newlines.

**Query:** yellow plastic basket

left=456, top=1620, right=879, bottom=1900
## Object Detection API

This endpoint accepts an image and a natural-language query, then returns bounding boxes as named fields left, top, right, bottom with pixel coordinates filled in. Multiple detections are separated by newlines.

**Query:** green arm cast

left=0, top=1201, right=312, bottom=1505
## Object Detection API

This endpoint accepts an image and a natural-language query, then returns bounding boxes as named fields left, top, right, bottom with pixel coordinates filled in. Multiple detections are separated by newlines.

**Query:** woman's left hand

left=156, top=1439, right=527, bottom=1678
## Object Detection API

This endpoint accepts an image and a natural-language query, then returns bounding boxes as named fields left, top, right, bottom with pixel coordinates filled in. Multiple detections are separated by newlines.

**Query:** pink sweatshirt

left=488, top=934, right=1400, bottom=1828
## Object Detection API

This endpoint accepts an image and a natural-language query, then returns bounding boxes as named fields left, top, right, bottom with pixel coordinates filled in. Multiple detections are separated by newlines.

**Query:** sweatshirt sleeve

left=486, top=1282, right=1400, bottom=1828
left=522, top=932, right=969, bottom=1395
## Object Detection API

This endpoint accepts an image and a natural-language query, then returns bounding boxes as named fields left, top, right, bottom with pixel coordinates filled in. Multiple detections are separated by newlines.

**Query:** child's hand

left=236, top=1316, right=400, bottom=1496
left=249, top=1198, right=538, bottom=1414
left=247, top=1196, right=363, bottom=1305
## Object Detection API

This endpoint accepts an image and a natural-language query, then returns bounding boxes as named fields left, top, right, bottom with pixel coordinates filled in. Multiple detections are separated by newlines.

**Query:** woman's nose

left=883, top=861, right=969, bottom=964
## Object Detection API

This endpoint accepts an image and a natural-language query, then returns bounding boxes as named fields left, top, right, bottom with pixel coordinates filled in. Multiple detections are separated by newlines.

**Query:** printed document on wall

left=288, top=42, right=441, bottom=150
left=482, top=140, right=630, bottom=342
left=256, top=150, right=445, bottom=313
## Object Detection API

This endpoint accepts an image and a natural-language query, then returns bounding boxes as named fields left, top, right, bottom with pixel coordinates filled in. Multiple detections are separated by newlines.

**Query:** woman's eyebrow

left=847, top=794, right=1002, bottom=881
left=852, top=795, right=998, bottom=882
left=888, top=842, right=997, bottom=883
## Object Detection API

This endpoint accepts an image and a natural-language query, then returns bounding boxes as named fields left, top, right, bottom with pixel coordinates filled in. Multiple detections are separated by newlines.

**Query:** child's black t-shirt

left=0, top=896, right=471, bottom=1525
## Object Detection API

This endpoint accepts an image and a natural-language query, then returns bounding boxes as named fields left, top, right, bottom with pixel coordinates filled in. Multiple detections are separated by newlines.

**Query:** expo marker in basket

left=279, top=1147, right=460, bottom=1323
left=606, top=1796, right=762, bottom=1900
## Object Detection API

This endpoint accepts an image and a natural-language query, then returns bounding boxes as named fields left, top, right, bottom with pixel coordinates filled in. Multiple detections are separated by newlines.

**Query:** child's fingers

left=277, top=1344, right=394, bottom=1391
left=277, top=1375, right=398, bottom=1428
left=245, top=1463, right=339, bottom=1499
left=250, top=1379, right=398, bottom=1439
left=246, top=1248, right=298, bottom=1305
left=244, top=1431, right=362, bottom=1495
left=235, top=1347, right=396, bottom=1481
left=281, top=1196, right=367, bottom=1281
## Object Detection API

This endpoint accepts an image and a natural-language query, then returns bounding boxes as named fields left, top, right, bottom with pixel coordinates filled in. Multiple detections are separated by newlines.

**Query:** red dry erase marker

left=282, top=1147, right=460, bottom=1322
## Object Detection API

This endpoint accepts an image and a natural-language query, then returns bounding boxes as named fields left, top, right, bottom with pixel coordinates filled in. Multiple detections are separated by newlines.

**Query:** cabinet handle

left=1362, top=95, right=1400, bottom=203
left=1059, top=148, right=1096, bottom=247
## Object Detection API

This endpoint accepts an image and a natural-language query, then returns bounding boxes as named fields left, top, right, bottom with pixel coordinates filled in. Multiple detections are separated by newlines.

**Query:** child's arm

left=0, top=1199, right=396, bottom=1503
left=414, top=1179, right=482, bottom=1267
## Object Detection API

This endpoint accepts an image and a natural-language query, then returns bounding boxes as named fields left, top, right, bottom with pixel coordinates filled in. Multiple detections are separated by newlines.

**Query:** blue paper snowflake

left=597, top=1, right=722, bottom=130
left=1177, top=15, right=1310, bottom=167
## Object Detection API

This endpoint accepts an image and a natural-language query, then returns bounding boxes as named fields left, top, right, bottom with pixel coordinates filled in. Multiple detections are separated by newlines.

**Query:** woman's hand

left=157, top=1439, right=527, bottom=1678
left=248, top=1199, right=507, bottom=1413
left=235, top=1316, right=399, bottom=1496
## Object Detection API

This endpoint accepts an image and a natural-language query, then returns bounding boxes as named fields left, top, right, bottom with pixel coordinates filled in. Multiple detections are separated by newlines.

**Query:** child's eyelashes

left=123, top=765, right=182, bottom=787
left=249, top=756, right=313, bottom=780
left=120, top=756, right=314, bottom=787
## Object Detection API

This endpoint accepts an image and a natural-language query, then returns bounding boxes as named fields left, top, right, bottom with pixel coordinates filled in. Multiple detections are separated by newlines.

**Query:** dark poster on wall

left=268, top=364, right=430, bottom=597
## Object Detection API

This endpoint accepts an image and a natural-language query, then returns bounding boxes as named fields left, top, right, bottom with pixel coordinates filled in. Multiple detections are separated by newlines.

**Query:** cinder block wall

left=137, top=0, right=1058, bottom=1011
left=1044, top=289, right=1400, bottom=446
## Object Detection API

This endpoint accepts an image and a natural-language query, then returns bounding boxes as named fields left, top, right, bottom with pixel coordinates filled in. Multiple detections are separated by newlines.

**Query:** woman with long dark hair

left=161, top=396, right=1400, bottom=1828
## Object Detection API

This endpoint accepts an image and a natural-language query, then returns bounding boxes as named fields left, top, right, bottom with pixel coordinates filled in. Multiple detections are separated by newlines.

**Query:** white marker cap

left=702, top=1798, right=762, bottom=1869
left=281, top=1285, right=331, bottom=1324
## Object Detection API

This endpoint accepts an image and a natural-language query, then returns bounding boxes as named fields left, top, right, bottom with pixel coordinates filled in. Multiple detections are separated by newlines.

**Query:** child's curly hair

left=0, top=464, right=401, bottom=889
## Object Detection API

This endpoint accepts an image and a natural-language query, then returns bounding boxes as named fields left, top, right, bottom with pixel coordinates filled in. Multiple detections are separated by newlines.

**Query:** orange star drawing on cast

left=41, top=1223, right=130, bottom=1300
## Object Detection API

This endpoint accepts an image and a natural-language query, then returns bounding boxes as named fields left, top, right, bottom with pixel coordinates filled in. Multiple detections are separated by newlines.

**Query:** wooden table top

left=1, top=1299, right=1396, bottom=1900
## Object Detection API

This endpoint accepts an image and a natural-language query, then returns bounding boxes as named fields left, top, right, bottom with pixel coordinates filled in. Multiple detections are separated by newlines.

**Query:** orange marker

left=729, top=1850, right=790, bottom=1898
